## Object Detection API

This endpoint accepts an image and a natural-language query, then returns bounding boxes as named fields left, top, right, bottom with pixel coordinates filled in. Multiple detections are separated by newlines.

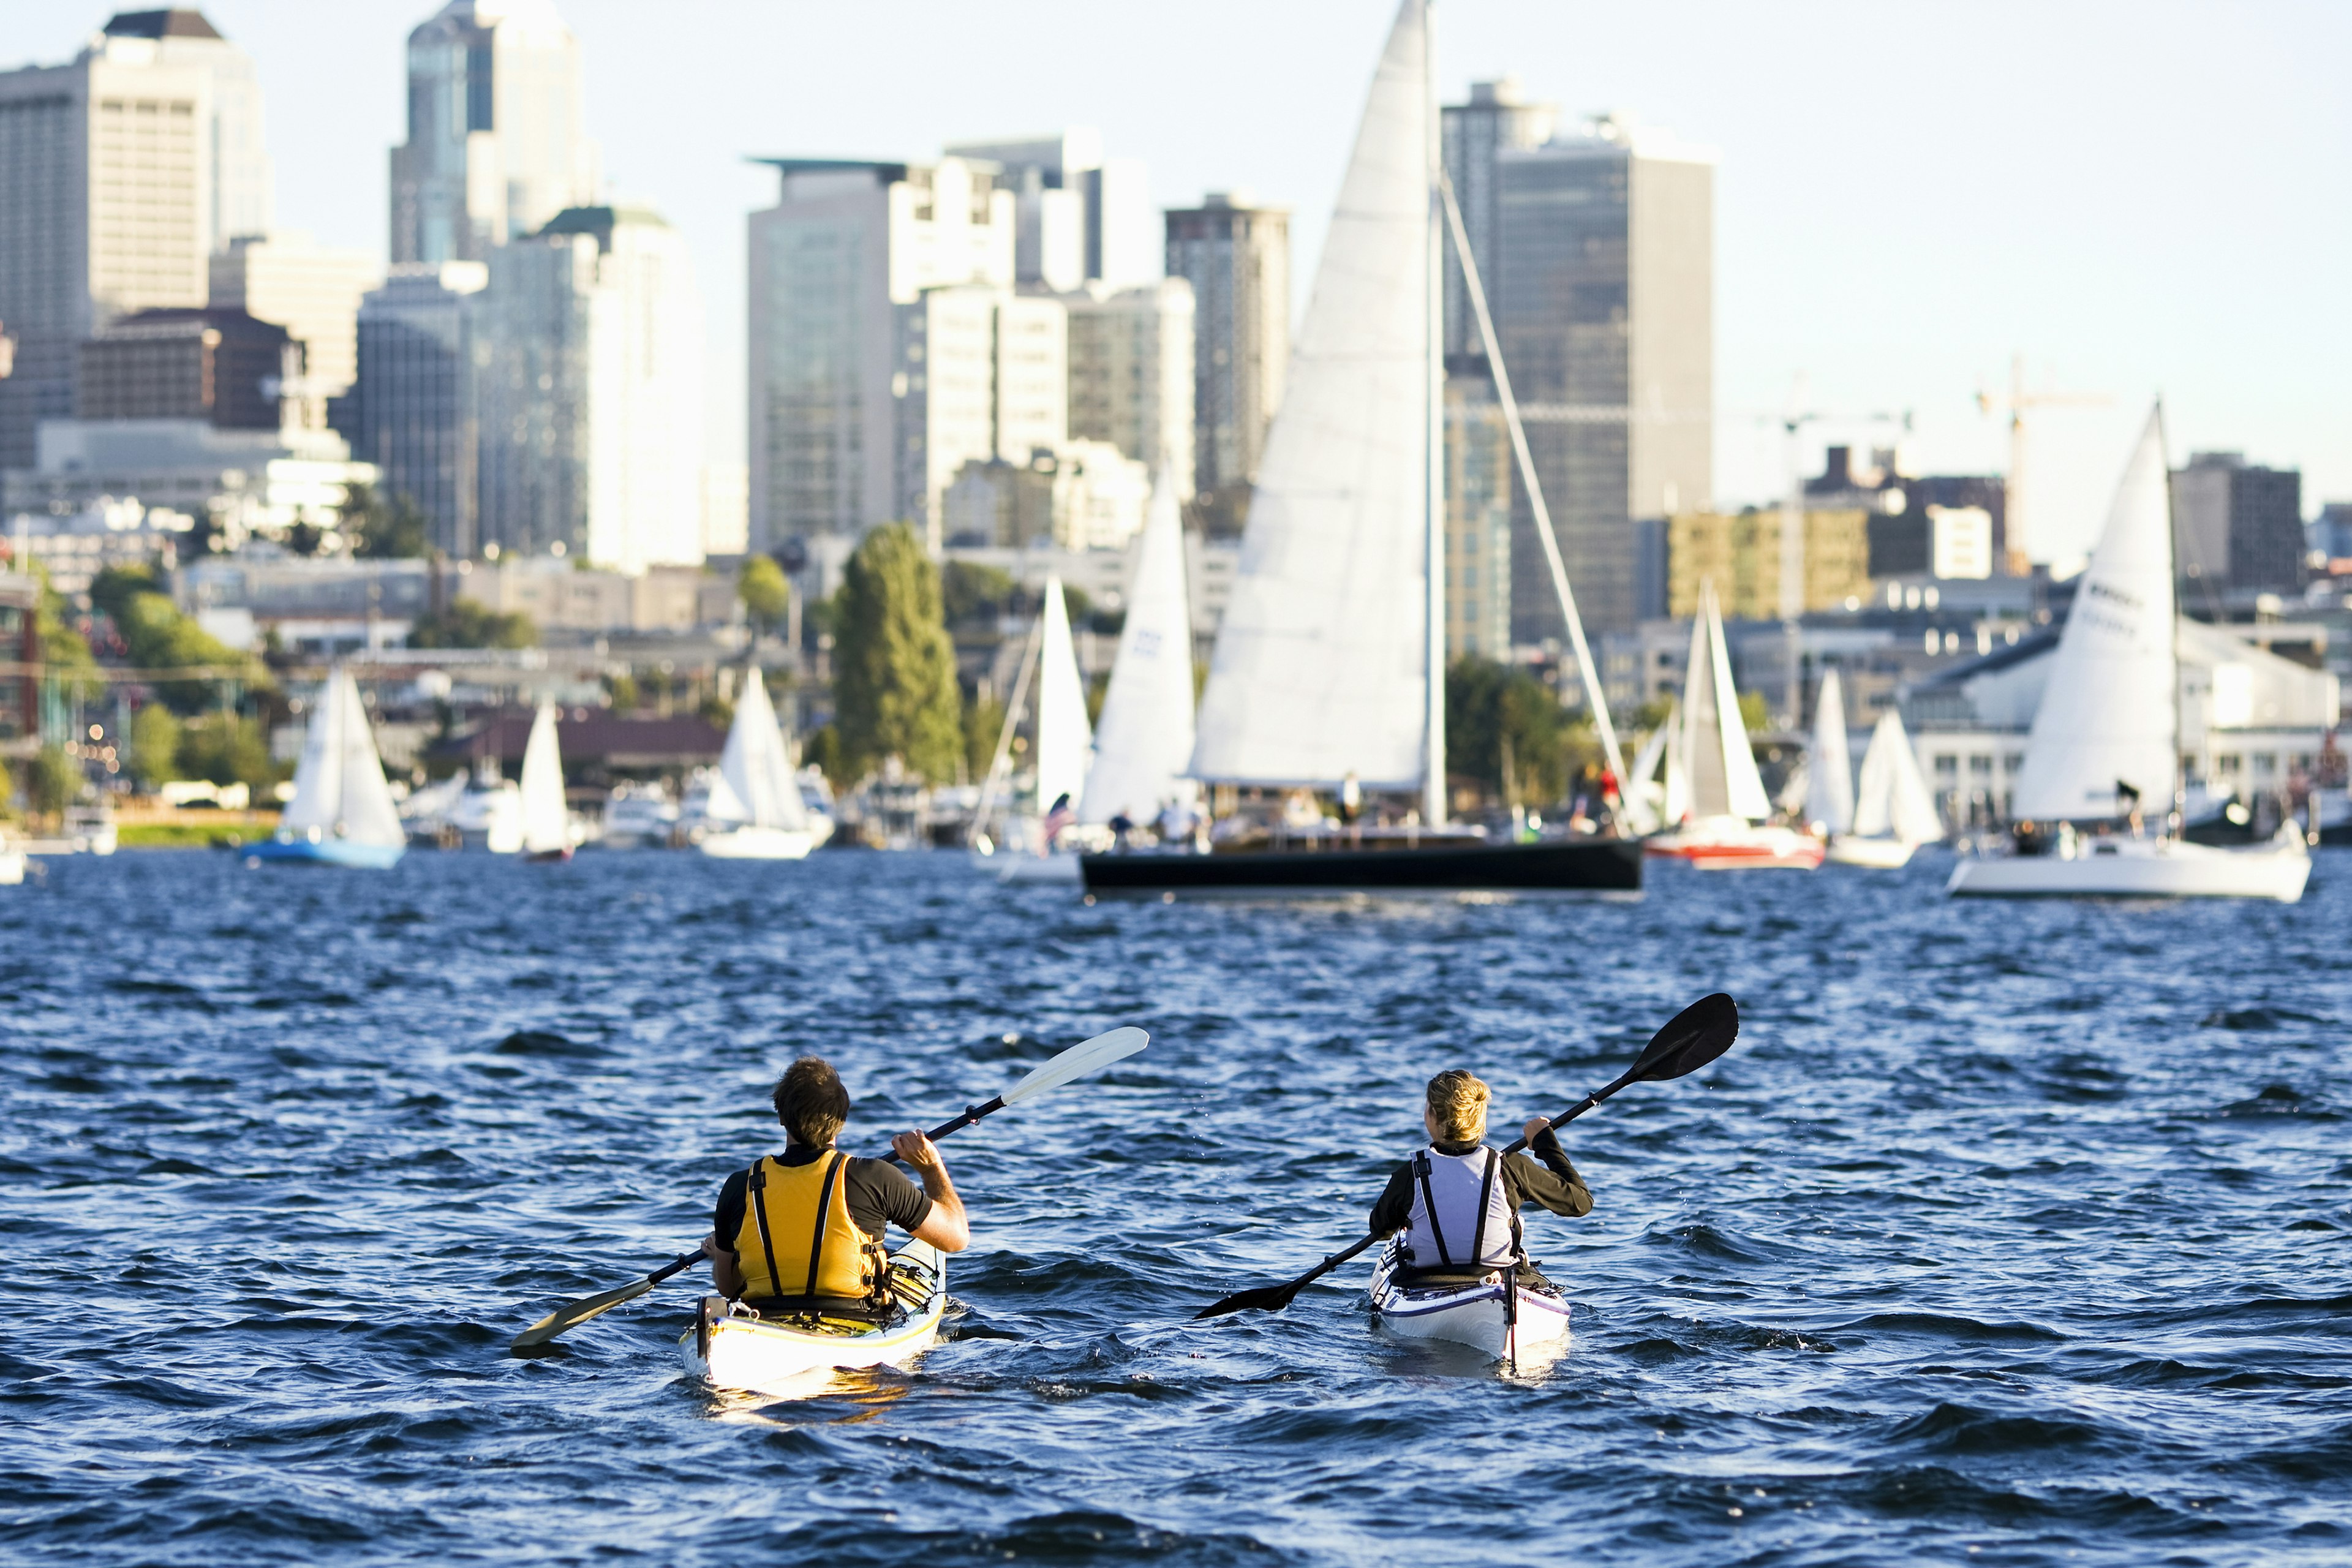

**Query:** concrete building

left=942, top=127, right=1156, bottom=292
left=699, top=462, right=748, bottom=557
left=0, top=9, right=273, bottom=469
left=1444, top=383, right=1512, bottom=659
left=1809, top=445, right=2009, bottom=581
left=388, top=0, right=599, bottom=265
left=2172, top=451, right=2305, bottom=594
left=745, top=157, right=1014, bottom=554
left=75, top=307, right=295, bottom=429
left=940, top=439, right=1150, bottom=553
left=1165, top=193, right=1289, bottom=514
left=209, top=231, right=380, bottom=401
left=1065, top=277, right=1194, bottom=497
left=346, top=260, right=486, bottom=555
left=1491, top=114, right=1713, bottom=641
left=1667, top=508, right=1870, bottom=622
left=1441, top=78, right=1557, bottom=368
left=6, top=417, right=375, bottom=549
left=474, top=205, right=705, bottom=572
left=1, top=495, right=197, bottom=596
left=891, top=284, right=1066, bottom=546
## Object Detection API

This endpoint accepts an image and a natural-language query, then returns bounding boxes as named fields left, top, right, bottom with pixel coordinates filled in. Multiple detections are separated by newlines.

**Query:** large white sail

left=282, top=667, right=404, bottom=848
left=1676, top=584, right=1773, bottom=821
left=2008, top=407, right=2177, bottom=821
left=1805, top=668, right=1855, bottom=833
left=1851, top=710, right=1942, bottom=845
left=1082, top=479, right=1195, bottom=823
left=518, top=699, right=568, bottom=853
left=1033, top=576, right=1093, bottom=816
left=708, top=669, right=807, bottom=830
left=1187, top=0, right=1431, bottom=793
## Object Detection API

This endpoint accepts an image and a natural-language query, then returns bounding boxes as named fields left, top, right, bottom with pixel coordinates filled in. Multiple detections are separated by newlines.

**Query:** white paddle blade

left=1000, top=1027, right=1149, bottom=1107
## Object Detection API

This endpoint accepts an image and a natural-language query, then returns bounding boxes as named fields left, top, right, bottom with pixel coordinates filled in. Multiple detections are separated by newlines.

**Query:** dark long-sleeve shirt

left=1368, top=1126, right=1593, bottom=1238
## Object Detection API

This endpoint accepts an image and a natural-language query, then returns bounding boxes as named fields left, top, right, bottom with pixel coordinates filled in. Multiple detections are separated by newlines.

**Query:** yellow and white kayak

left=679, top=1239, right=945, bottom=1398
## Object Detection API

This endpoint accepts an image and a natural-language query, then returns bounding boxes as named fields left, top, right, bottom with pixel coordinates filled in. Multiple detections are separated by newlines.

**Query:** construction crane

left=1976, top=353, right=2109, bottom=575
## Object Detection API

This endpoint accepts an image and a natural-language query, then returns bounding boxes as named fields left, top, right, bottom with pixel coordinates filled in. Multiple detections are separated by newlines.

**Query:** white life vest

left=1401, top=1145, right=1520, bottom=1271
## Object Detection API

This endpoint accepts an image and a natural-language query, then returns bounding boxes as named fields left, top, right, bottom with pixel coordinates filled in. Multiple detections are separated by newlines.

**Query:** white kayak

left=1368, top=1240, right=1571, bottom=1364
left=680, top=1238, right=945, bottom=1398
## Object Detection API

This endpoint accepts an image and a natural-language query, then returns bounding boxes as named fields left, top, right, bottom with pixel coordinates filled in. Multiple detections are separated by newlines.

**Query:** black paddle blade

left=1193, top=1281, right=1303, bottom=1320
left=1631, top=992, right=1738, bottom=1082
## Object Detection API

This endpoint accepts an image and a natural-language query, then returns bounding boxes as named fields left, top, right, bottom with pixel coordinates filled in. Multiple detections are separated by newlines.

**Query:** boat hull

left=679, top=1240, right=945, bottom=1399
left=245, top=837, right=405, bottom=869
left=1368, top=1244, right=1571, bottom=1364
left=1080, top=837, right=1641, bottom=897
left=699, top=826, right=814, bottom=861
left=1826, top=835, right=1918, bottom=869
left=1646, top=821, right=1824, bottom=870
left=997, top=852, right=1084, bottom=884
left=1948, top=835, right=2309, bottom=901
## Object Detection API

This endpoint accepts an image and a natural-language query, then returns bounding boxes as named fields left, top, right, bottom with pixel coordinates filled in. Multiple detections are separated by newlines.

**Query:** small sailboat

left=1644, top=583, right=1823, bottom=870
left=991, top=576, right=1093, bottom=884
left=1949, top=407, right=2310, bottom=901
left=518, top=699, right=573, bottom=862
left=1079, top=477, right=1197, bottom=837
left=248, top=666, right=406, bottom=868
left=1803, top=668, right=1855, bottom=837
left=1830, top=710, right=1942, bottom=868
left=698, top=668, right=815, bottom=861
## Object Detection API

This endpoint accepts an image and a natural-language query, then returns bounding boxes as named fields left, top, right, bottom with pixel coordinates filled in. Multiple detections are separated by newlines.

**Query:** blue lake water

left=3, top=848, right=2348, bottom=1566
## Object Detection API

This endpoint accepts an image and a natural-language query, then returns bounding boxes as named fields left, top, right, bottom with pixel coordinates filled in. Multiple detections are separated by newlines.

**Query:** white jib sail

left=1676, top=584, right=1773, bottom=821
left=1186, top=0, right=1431, bottom=792
left=1806, top=667, right=1855, bottom=833
left=1852, top=710, right=1941, bottom=843
left=2008, top=406, right=2177, bottom=822
left=283, top=666, right=404, bottom=848
left=518, top=699, right=567, bottom=853
left=1082, top=478, right=1196, bottom=824
left=1033, top=576, right=1094, bottom=818
left=709, top=669, right=807, bottom=831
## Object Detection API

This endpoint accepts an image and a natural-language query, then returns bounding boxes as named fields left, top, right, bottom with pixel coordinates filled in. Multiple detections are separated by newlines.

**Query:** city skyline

left=1, top=1, right=2344, bottom=568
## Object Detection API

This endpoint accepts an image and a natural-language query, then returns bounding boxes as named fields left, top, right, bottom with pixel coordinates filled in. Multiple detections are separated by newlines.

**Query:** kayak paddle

left=509, top=1025, right=1150, bottom=1349
left=1192, top=993, right=1738, bottom=1320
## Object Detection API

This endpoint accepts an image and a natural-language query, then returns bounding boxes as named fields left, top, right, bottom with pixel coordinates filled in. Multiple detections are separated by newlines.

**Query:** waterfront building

left=940, top=440, right=1150, bottom=552
left=699, top=462, right=748, bottom=557
left=745, top=157, right=1013, bottom=553
left=1444, top=382, right=1512, bottom=658
left=209, top=232, right=381, bottom=402
left=1065, top=278, right=1195, bottom=498
left=1667, top=508, right=1870, bottom=622
left=1164, top=193, right=1289, bottom=514
left=1441, top=78, right=1557, bottom=368
left=0, top=8, right=273, bottom=469
left=4, top=417, right=375, bottom=549
left=77, top=307, right=295, bottom=429
left=0, top=496, right=198, bottom=596
left=1809, top=445, right=2008, bottom=582
left=388, top=0, right=599, bottom=265
left=942, top=128, right=1156, bottom=292
left=1491, top=113, right=1713, bottom=641
left=2171, top=451, right=2305, bottom=594
left=474, top=205, right=706, bottom=573
left=347, top=261, right=487, bottom=555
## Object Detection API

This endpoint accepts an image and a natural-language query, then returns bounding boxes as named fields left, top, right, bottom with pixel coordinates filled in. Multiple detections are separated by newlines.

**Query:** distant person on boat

left=1042, top=792, right=1075, bottom=850
left=1109, top=807, right=1136, bottom=849
left=1369, top=1069, right=1591, bottom=1283
left=703, top=1057, right=970, bottom=1317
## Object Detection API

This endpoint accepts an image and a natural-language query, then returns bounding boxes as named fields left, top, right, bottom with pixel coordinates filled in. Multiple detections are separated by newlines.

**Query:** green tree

left=343, top=481, right=433, bottom=559
left=28, top=746, right=81, bottom=817
left=804, top=725, right=843, bottom=787
left=1738, top=690, right=1772, bottom=735
left=941, top=560, right=1016, bottom=627
left=739, top=555, right=790, bottom=636
left=1446, top=657, right=1588, bottom=807
left=962, top=688, right=1005, bottom=780
left=0, top=755, right=13, bottom=817
left=606, top=672, right=641, bottom=712
left=410, top=597, right=537, bottom=649
left=832, top=524, right=962, bottom=783
left=34, top=567, right=99, bottom=701
left=129, top=703, right=183, bottom=787
left=179, top=713, right=277, bottom=791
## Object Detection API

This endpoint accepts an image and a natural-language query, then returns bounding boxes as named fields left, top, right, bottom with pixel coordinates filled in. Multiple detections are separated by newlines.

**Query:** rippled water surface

left=5, top=849, right=2350, bottom=1566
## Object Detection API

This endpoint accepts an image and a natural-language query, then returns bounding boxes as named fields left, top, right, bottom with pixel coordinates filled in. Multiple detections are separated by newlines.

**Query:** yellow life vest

left=732, top=1150, right=889, bottom=1306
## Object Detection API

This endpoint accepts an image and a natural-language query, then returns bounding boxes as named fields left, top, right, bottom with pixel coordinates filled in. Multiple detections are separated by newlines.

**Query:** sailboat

left=1081, top=478, right=1197, bottom=831
left=979, top=576, right=1093, bottom=884
left=698, top=668, right=815, bottom=861
left=1803, top=668, right=1855, bottom=837
left=1080, top=0, right=1640, bottom=898
left=518, top=699, right=573, bottom=862
left=1830, top=712, right=1942, bottom=868
left=1948, top=407, right=2309, bottom=900
left=1644, top=583, right=1823, bottom=870
left=248, top=666, right=406, bottom=868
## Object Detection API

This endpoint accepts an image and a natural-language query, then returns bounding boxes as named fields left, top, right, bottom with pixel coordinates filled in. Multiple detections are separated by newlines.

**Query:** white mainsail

left=707, top=669, right=807, bottom=831
left=2009, top=407, right=2177, bottom=821
left=1187, top=0, right=1433, bottom=794
left=1805, top=667, right=1855, bottom=833
left=1676, top=584, right=1773, bottom=822
left=281, top=666, right=404, bottom=848
left=1852, top=710, right=1941, bottom=845
left=1033, top=576, right=1093, bottom=816
left=1082, top=478, right=1195, bottom=823
left=518, top=699, right=568, bottom=854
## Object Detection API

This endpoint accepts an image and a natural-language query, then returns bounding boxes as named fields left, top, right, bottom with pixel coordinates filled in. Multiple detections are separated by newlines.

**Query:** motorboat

left=599, top=781, right=679, bottom=848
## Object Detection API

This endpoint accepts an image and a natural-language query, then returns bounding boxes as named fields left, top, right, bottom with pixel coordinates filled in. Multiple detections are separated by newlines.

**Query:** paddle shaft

left=886, top=1095, right=1009, bottom=1166
left=1500, top=1065, right=1646, bottom=1154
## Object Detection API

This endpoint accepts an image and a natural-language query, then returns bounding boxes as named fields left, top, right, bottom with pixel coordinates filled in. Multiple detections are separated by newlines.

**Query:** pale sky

left=9, top=1, right=2348, bottom=564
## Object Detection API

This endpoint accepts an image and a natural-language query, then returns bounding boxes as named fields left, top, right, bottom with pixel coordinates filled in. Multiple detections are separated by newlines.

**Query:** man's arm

left=891, top=1131, right=970, bottom=1253
left=1507, top=1117, right=1593, bottom=1218
left=701, top=1231, right=746, bottom=1295
left=1369, top=1163, right=1416, bottom=1236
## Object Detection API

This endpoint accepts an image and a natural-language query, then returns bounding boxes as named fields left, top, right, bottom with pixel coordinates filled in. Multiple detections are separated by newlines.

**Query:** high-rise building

left=1065, top=277, right=1194, bottom=499
left=699, top=462, right=748, bottom=557
left=745, top=157, right=1014, bottom=552
left=2172, top=451, right=2305, bottom=594
left=1164, top=193, right=1289, bottom=513
left=474, top=205, right=704, bottom=571
left=209, top=232, right=381, bottom=402
left=1487, top=112, right=1713, bottom=641
left=0, top=10, right=273, bottom=469
left=78, top=307, right=295, bottom=429
left=1440, top=78, right=1556, bottom=368
left=1666, top=508, right=1869, bottom=622
left=943, top=129, right=1156, bottom=292
left=348, top=260, right=487, bottom=554
left=388, top=0, right=600, bottom=265
left=1444, top=382, right=1512, bottom=658
left=891, top=285, right=1068, bottom=549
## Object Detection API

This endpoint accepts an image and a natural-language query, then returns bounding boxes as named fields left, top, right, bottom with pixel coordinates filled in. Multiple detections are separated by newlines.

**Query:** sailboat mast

left=2160, top=400, right=2185, bottom=839
left=1420, top=0, right=1447, bottom=828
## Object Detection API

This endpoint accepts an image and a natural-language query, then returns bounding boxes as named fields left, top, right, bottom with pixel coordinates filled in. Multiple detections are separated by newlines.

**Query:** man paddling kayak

left=703, top=1057, right=970, bottom=1317
left=1370, top=1069, right=1590, bottom=1282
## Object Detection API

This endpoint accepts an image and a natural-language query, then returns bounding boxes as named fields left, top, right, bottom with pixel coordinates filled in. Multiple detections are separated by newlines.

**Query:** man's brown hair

left=773, top=1057, right=851, bottom=1148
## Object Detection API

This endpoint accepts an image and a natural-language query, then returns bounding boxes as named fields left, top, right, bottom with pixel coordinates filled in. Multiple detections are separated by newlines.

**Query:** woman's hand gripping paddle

left=1191, top=994, right=1738, bottom=1321
left=509, top=1027, right=1150, bottom=1349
